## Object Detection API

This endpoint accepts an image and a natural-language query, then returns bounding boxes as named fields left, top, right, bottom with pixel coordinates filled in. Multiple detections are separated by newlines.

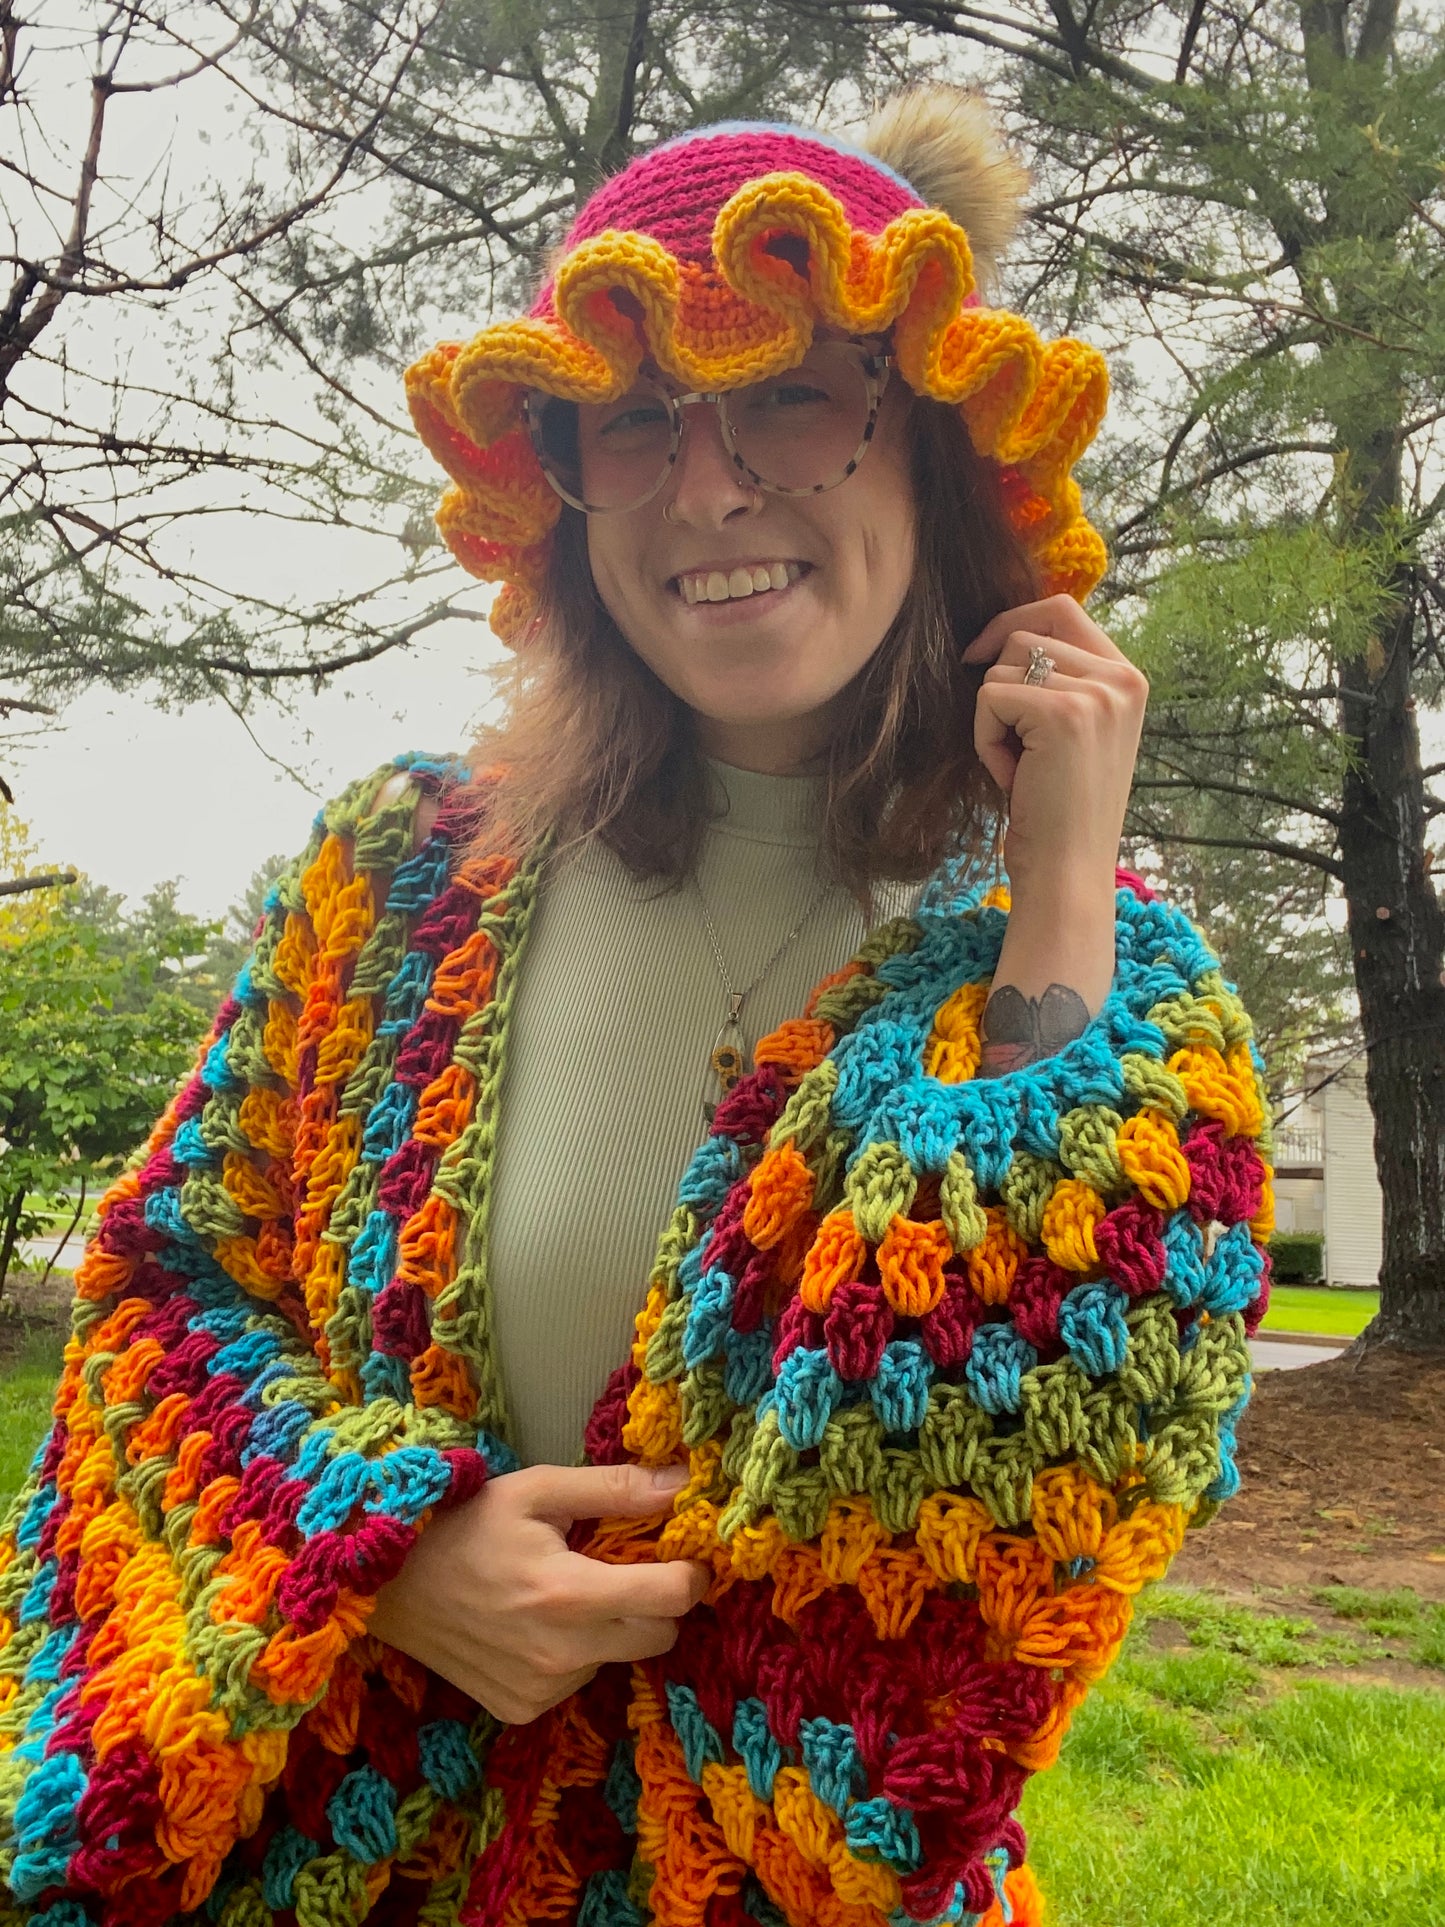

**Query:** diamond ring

left=1023, top=643, right=1056, bottom=686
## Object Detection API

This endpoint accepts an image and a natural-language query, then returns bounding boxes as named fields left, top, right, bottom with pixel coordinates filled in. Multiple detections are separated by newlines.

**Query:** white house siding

left=1270, top=1177, right=1324, bottom=1236
left=1320, top=1074, right=1384, bottom=1288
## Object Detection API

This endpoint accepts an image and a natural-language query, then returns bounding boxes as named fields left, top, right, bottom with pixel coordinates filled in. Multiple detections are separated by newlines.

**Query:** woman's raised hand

left=366, top=1462, right=712, bottom=1726
left=962, top=593, right=1149, bottom=899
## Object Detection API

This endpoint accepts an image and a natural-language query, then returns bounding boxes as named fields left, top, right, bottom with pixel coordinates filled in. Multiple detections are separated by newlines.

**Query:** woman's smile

left=670, top=559, right=811, bottom=606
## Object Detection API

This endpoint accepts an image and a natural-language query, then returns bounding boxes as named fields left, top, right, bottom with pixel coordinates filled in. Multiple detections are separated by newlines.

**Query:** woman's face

left=583, top=357, right=917, bottom=773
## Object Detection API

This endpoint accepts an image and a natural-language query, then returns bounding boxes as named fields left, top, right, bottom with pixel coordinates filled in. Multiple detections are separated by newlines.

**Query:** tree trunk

left=37, top=1173, right=85, bottom=1293
left=1335, top=514, right=1445, bottom=1351
left=1310, top=5, right=1445, bottom=1349
left=0, top=1188, right=24, bottom=1306
left=584, top=0, right=651, bottom=182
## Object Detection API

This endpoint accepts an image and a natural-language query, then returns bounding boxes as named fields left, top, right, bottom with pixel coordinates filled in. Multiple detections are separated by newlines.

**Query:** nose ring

left=663, top=485, right=763, bottom=524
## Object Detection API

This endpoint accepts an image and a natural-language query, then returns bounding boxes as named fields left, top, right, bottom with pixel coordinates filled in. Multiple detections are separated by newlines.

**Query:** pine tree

left=877, top=0, right=1444, bottom=1343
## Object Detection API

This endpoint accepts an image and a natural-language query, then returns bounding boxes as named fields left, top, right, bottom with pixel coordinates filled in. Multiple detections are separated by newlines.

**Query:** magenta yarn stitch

left=555, top=126, right=924, bottom=269
left=529, top=121, right=983, bottom=321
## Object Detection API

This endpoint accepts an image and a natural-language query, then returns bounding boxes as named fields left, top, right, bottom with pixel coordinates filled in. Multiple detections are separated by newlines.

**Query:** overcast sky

left=11, top=618, right=506, bottom=922
left=3, top=10, right=512, bottom=924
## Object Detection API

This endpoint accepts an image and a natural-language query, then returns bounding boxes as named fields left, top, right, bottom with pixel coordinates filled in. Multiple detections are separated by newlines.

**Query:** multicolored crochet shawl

left=0, top=754, right=1273, bottom=1927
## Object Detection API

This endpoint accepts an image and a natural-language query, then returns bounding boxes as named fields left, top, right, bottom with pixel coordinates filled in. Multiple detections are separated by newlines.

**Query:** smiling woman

left=0, top=87, right=1276, bottom=1927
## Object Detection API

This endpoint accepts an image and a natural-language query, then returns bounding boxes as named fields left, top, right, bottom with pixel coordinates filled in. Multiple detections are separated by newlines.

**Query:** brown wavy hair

left=466, top=391, right=1043, bottom=899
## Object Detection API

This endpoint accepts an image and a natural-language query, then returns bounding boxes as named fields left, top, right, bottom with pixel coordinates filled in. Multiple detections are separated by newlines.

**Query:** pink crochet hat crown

left=406, top=119, right=1110, bottom=644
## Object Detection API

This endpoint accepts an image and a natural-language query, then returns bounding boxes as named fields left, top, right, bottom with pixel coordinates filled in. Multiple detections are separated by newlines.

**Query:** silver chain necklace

left=692, top=871, right=838, bottom=1122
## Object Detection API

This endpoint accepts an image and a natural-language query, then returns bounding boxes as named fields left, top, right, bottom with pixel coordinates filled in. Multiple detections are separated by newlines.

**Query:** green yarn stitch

left=1000, top=1153, right=1064, bottom=1244
left=1056, top=1105, right=1128, bottom=1194
left=181, top=1169, right=251, bottom=1242
left=769, top=1465, right=831, bottom=1541
left=292, top=1854, right=371, bottom=1927
left=769, top=1059, right=838, bottom=1156
left=680, top=1363, right=733, bottom=1447
left=844, top=1142, right=916, bottom=1243
left=818, top=1402, right=888, bottom=1499
left=1145, top=990, right=1226, bottom=1051
left=644, top=1297, right=690, bottom=1383
left=873, top=1446, right=932, bottom=1535
left=1118, top=1053, right=1190, bottom=1123
left=1194, top=970, right=1254, bottom=1047
left=347, top=911, right=411, bottom=1006
left=939, top=1150, right=988, bottom=1251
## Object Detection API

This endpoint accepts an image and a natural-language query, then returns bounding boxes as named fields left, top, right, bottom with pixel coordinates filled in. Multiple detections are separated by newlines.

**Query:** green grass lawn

left=0, top=1325, right=66, bottom=1510
left=1258, top=1284, right=1378, bottom=1338
left=1025, top=1587, right=1445, bottom=1926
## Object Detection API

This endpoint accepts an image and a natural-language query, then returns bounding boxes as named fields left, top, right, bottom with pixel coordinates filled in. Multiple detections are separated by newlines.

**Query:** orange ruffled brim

left=405, top=170, right=1110, bottom=644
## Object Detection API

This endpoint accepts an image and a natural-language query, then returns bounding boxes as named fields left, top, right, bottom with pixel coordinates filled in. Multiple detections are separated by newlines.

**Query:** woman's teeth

left=676, top=561, right=804, bottom=605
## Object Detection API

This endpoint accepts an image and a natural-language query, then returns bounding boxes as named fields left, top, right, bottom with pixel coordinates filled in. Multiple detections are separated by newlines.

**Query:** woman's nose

left=662, top=399, right=759, bottom=527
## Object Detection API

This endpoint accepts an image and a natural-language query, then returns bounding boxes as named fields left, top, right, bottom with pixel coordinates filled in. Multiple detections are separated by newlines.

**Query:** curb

left=1254, top=1328, right=1350, bottom=1351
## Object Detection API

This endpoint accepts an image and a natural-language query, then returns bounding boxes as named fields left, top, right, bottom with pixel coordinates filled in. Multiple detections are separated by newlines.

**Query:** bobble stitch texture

left=0, top=760, right=1270, bottom=1927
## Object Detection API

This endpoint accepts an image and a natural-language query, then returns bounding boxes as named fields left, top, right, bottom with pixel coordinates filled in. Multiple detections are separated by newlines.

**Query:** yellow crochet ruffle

left=406, top=171, right=1110, bottom=643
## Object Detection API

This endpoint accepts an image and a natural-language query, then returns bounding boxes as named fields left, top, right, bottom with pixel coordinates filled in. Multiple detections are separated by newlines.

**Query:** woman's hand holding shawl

left=368, top=1462, right=710, bottom=1724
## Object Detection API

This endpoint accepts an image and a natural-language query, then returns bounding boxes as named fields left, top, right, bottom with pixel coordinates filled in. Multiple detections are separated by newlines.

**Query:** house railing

left=1273, top=1126, right=1323, bottom=1165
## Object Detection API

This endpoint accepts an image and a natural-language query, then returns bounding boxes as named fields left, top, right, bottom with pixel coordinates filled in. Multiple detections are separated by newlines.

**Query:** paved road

left=1249, top=1335, right=1347, bottom=1371
left=16, top=1237, right=80, bottom=1270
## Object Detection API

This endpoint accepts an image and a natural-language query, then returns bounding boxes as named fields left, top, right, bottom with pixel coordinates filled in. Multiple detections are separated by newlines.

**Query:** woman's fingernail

left=649, top=1464, right=688, bottom=1486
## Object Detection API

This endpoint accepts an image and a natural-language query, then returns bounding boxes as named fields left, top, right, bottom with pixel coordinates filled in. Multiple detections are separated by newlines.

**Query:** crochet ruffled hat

left=405, top=91, right=1110, bottom=646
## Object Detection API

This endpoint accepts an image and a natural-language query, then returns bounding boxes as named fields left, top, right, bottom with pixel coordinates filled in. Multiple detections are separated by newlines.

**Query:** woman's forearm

left=977, top=866, right=1118, bottom=1077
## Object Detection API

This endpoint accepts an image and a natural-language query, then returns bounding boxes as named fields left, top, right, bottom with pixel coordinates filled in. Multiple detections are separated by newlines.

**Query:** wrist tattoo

left=977, top=983, right=1091, bottom=1077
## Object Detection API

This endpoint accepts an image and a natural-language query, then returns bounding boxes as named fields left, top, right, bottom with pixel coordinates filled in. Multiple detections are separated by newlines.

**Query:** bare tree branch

left=0, top=869, right=78, bottom=896
left=1128, top=823, right=1346, bottom=881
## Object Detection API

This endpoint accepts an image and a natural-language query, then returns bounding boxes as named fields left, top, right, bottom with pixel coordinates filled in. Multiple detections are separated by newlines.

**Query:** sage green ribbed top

left=486, top=760, right=923, bottom=1468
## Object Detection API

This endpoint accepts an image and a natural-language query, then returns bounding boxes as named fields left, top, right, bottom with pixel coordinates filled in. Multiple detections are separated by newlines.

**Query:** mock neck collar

left=702, top=756, right=827, bottom=847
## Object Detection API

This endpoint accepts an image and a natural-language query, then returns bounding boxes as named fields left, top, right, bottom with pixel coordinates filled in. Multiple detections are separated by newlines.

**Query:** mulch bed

left=0, top=1272, right=75, bottom=1359
left=1171, top=1343, right=1445, bottom=1604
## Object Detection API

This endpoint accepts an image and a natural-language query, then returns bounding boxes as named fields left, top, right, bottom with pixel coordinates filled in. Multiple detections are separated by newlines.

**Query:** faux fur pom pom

left=861, top=85, right=1030, bottom=291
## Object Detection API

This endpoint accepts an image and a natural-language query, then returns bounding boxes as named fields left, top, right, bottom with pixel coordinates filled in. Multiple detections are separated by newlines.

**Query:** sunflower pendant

left=703, top=994, right=747, bottom=1123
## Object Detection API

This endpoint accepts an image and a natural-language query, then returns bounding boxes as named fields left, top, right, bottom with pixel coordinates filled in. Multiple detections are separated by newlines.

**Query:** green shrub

left=1268, top=1231, right=1325, bottom=1282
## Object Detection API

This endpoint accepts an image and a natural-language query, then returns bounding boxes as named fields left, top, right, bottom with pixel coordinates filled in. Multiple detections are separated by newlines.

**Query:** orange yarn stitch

left=799, top=1210, right=866, bottom=1312
left=963, top=1206, right=1028, bottom=1304
left=1114, top=1110, right=1191, bottom=1211
left=876, top=1215, right=951, bottom=1316
left=743, top=1141, right=817, bottom=1249
left=1038, top=1176, right=1105, bottom=1271
left=414, top=1062, right=478, bottom=1146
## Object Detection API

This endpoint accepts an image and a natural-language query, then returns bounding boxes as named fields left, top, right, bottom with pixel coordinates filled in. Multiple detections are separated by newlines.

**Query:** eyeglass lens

left=529, top=340, right=877, bottom=512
